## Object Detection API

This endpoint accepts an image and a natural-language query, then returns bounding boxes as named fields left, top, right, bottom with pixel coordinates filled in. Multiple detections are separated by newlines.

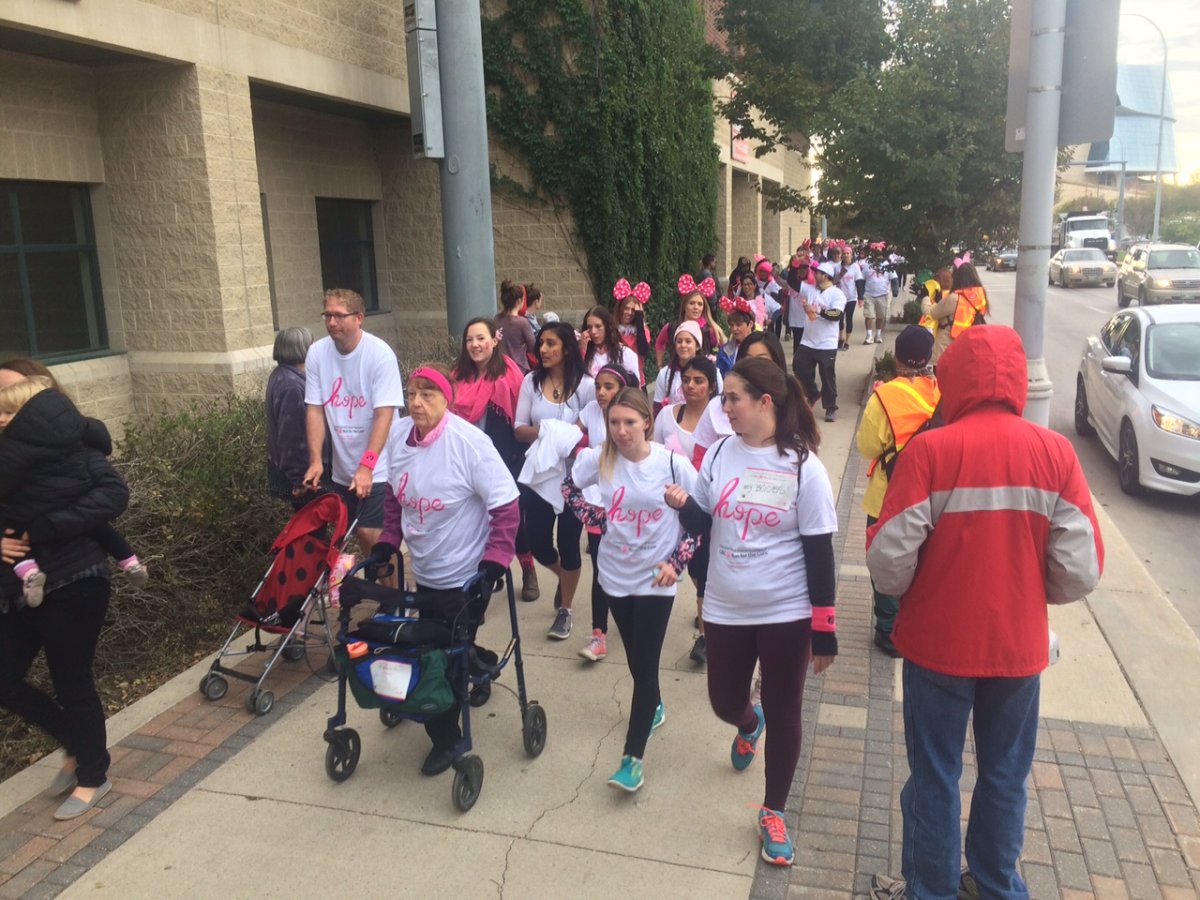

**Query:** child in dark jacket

left=0, top=377, right=146, bottom=609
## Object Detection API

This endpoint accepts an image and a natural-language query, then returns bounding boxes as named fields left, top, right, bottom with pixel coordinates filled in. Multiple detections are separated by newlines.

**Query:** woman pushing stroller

left=366, top=363, right=520, bottom=776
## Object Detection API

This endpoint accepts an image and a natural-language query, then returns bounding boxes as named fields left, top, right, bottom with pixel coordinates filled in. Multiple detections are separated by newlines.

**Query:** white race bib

left=737, top=468, right=795, bottom=510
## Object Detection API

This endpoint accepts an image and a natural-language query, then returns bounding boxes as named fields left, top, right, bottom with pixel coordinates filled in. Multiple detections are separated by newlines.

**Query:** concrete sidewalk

left=1, top=336, right=1199, bottom=899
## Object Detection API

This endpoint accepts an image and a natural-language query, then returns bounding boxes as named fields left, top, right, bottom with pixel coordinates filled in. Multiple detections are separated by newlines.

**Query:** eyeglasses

left=320, top=311, right=359, bottom=322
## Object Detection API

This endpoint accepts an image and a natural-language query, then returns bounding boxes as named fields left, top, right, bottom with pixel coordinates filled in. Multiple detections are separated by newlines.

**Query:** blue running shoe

left=651, top=701, right=665, bottom=734
left=731, top=704, right=764, bottom=771
left=758, top=808, right=794, bottom=866
left=607, top=755, right=644, bottom=792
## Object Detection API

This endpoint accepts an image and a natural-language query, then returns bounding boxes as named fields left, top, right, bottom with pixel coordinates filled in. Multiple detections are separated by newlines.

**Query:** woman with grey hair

left=266, top=326, right=323, bottom=508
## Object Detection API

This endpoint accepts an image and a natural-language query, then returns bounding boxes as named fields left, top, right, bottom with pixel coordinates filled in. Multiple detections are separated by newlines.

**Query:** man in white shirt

left=796, top=262, right=847, bottom=423
left=861, top=252, right=892, bottom=345
left=303, top=288, right=404, bottom=564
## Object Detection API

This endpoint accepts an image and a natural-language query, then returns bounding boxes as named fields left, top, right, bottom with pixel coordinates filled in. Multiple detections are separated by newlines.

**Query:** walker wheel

left=246, top=689, right=274, bottom=716
left=324, top=729, right=361, bottom=782
left=199, top=672, right=228, bottom=702
left=522, top=703, right=547, bottom=758
left=451, top=754, right=484, bottom=811
left=281, top=643, right=305, bottom=662
left=379, top=707, right=405, bottom=729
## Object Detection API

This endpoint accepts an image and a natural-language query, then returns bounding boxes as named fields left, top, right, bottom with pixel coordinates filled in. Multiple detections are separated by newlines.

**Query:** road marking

left=1087, top=306, right=1108, bottom=314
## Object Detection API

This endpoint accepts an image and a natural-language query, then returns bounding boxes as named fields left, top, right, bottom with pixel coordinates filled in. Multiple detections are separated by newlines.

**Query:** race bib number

left=738, top=468, right=794, bottom=510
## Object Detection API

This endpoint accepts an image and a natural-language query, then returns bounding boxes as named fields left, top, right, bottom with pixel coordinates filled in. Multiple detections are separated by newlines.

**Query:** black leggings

left=704, top=618, right=812, bottom=811
left=0, top=577, right=112, bottom=787
left=607, top=591, right=674, bottom=759
left=586, top=531, right=608, bottom=633
left=843, top=300, right=857, bottom=336
left=520, top=486, right=583, bottom=571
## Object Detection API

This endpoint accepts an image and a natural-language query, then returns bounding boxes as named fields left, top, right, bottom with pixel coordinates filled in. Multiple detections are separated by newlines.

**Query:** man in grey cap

left=855, top=325, right=940, bottom=656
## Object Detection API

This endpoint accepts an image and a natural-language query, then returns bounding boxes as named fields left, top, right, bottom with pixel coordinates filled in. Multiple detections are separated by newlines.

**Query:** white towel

left=518, top=419, right=582, bottom=513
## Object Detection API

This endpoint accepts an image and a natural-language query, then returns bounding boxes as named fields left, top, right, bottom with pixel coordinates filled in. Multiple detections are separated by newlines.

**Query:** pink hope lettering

left=396, top=472, right=445, bottom=524
left=608, top=485, right=663, bottom=537
left=712, top=477, right=781, bottom=540
left=323, top=376, right=368, bottom=420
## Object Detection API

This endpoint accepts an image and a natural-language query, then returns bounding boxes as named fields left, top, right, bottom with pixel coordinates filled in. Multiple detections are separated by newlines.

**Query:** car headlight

left=1151, top=405, right=1200, bottom=440
left=1152, top=278, right=1173, bottom=289
left=1067, top=266, right=1080, bottom=274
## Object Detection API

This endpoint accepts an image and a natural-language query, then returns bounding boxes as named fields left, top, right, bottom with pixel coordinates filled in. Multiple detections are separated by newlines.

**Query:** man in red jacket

left=865, top=326, right=1103, bottom=900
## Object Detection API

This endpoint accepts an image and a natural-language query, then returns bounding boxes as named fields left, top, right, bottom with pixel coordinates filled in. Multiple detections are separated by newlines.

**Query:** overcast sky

left=1119, top=0, right=1200, bottom=181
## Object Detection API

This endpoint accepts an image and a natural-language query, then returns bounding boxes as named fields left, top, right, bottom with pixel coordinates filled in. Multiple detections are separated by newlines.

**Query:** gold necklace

left=552, top=379, right=563, bottom=401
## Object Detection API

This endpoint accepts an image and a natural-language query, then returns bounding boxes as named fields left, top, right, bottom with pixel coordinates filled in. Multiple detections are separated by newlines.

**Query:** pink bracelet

left=359, top=450, right=379, bottom=470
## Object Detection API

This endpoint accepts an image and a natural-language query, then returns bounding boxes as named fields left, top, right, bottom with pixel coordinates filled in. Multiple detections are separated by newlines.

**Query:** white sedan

left=1075, top=305, right=1200, bottom=495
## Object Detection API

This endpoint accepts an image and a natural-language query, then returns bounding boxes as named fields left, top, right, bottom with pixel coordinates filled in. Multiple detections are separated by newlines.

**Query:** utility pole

left=434, top=1, right=498, bottom=337
left=1012, top=0, right=1066, bottom=427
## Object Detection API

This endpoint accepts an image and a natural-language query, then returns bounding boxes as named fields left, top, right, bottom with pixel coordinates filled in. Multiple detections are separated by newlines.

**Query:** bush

left=874, top=349, right=898, bottom=383
left=901, top=300, right=922, bottom=324
left=0, top=395, right=290, bottom=780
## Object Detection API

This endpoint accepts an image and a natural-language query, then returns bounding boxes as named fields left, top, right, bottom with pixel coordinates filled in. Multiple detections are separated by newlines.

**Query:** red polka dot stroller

left=198, top=493, right=356, bottom=716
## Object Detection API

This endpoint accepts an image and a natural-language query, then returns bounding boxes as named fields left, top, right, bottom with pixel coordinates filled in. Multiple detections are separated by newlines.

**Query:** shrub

left=902, top=300, right=922, bottom=324
left=874, top=349, right=898, bottom=382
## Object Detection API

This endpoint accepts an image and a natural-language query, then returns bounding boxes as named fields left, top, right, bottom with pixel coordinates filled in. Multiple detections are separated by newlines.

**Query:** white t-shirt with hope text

left=304, top=332, right=404, bottom=485
left=385, top=413, right=519, bottom=590
left=572, top=443, right=697, bottom=598
left=692, top=437, right=837, bottom=625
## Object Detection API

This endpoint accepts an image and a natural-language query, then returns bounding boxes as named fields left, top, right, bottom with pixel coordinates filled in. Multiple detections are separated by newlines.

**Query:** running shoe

left=651, top=701, right=665, bottom=734
left=864, top=335, right=875, bottom=345
left=870, top=874, right=907, bottom=899
left=824, top=409, right=836, bottom=423
left=607, top=755, right=644, bottom=792
left=689, top=634, right=707, bottom=665
left=578, top=629, right=606, bottom=661
left=731, top=704, right=765, bottom=770
left=958, top=868, right=980, bottom=900
left=758, top=808, right=794, bottom=866
left=547, top=607, right=572, bottom=640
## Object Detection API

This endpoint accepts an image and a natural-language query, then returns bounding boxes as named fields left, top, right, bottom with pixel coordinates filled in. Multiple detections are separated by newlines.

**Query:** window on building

left=315, top=198, right=379, bottom=311
left=0, top=181, right=107, bottom=361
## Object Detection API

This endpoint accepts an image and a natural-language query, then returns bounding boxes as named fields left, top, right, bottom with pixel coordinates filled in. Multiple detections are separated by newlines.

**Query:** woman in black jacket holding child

left=0, top=371, right=131, bottom=820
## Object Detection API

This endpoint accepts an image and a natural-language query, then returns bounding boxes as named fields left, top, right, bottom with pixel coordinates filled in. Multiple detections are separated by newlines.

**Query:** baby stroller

left=199, top=493, right=355, bottom=716
left=322, top=558, right=547, bottom=812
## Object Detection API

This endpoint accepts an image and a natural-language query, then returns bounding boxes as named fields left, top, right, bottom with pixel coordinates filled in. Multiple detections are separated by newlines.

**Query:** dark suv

left=1117, top=243, right=1200, bottom=307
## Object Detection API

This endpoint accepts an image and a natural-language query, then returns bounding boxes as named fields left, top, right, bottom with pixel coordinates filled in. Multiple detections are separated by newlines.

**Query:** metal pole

left=436, top=0, right=498, bottom=338
left=1117, top=158, right=1126, bottom=248
left=1013, top=0, right=1066, bottom=427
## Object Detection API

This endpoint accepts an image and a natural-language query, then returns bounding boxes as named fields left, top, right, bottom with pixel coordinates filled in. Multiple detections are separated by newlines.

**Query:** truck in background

left=1053, top=210, right=1117, bottom=260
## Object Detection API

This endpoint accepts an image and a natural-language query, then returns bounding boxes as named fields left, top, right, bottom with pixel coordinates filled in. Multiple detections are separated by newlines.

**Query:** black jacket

left=0, top=390, right=129, bottom=601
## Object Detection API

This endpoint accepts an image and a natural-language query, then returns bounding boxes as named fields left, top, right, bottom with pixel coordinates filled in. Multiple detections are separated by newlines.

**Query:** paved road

left=980, top=270, right=1200, bottom=638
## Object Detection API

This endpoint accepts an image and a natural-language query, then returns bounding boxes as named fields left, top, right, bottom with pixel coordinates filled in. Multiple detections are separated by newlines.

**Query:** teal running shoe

left=758, top=808, right=794, bottom=865
left=607, top=755, right=644, bottom=792
left=731, top=704, right=764, bottom=771
left=651, top=701, right=665, bottom=734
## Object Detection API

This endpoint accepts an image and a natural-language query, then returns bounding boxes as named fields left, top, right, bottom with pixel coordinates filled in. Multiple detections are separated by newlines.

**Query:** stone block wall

left=730, top=170, right=762, bottom=259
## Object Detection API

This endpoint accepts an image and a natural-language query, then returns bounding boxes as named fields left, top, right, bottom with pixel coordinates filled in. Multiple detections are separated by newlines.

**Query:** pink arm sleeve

left=481, top=497, right=520, bottom=569
left=378, top=486, right=403, bottom=547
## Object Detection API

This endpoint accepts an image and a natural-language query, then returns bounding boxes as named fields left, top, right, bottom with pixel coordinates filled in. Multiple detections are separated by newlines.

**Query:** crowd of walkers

left=2, top=242, right=1105, bottom=895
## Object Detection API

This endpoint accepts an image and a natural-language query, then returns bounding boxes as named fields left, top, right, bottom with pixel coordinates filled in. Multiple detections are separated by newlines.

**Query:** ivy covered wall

left=482, top=0, right=719, bottom=324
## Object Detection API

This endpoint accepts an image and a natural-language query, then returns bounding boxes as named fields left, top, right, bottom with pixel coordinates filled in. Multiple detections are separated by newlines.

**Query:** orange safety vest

left=949, top=286, right=989, bottom=339
left=867, top=376, right=941, bottom=477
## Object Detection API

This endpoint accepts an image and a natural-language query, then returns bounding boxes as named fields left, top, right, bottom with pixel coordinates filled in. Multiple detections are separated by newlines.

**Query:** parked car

left=1049, top=248, right=1117, bottom=288
left=1075, top=305, right=1200, bottom=496
left=986, top=249, right=1017, bottom=271
left=1116, top=242, right=1200, bottom=308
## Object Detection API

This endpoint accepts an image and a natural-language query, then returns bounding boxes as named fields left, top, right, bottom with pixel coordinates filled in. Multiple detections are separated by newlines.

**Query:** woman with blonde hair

left=563, top=387, right=697, bottom=792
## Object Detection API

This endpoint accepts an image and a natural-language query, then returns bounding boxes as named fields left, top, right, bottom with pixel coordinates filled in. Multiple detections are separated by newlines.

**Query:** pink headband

left=596, top=364, right=634, bottom=387
left=411, top=367, right=454, bottom=402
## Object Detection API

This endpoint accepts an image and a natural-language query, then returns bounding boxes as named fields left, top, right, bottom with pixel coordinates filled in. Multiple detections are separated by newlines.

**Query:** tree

left=817, top=0, right=1022, bottom=264
left=714, top=0, right=890, bottom=157
left=482, top=0, right=718, bottom=319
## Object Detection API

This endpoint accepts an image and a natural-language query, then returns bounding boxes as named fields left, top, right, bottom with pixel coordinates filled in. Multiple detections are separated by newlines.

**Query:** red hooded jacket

left=865, top=326, right=1104, bottom=677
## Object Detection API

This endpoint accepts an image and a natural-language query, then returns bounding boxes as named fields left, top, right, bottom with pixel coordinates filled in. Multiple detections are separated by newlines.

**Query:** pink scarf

left=451, top=354, right=524, bottom=426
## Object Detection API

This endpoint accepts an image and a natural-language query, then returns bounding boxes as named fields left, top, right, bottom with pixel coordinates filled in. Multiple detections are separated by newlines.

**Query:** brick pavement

left=0, top=644, right=329, bottom=900
left=751, top=438, right=1200, bottom=900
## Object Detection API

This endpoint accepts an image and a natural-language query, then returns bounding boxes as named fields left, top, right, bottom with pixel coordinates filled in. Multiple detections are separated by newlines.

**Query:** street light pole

left=1122, top=13, right=1168, bottom=241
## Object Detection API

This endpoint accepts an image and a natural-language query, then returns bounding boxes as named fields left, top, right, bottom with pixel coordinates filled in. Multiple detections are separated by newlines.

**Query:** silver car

left=1049, top=248, right=1116, bottom=288
left=1117, top=243, right=1200, bottom=307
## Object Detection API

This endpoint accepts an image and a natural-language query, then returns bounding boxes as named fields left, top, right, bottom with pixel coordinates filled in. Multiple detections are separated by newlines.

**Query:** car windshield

left=1146, top=323, right=1200, bottom=380
left=1148, top=249, right=1200, bottom=269
left=1063, top=249, right=1106, bottom=262
left=1066, top=219, right=1105, bottom=232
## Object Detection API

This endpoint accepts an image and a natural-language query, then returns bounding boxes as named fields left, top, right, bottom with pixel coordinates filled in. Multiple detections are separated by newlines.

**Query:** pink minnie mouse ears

left=953, top=251, right=973, bottom=268
left=677, top=274, right=716, bottom=299
left=869, top=241, right=888, bottom=252
left=719, top=295, right=754, bottom=317
left=613, top=278, right=651, bottom=303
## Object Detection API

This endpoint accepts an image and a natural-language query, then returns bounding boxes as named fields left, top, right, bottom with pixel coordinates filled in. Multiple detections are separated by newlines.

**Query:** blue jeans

left=900, top=661, right=1040, bottom=900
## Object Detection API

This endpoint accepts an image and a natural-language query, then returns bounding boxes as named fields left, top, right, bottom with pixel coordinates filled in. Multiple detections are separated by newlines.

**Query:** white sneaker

left=864, top=335, right=875, bottom=345
left=22, top=570, right=46, bottom=608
